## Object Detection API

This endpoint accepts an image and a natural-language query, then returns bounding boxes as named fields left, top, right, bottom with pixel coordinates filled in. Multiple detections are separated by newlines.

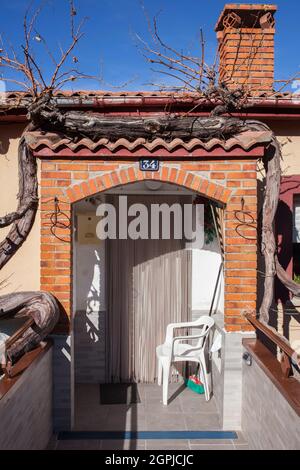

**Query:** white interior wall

left=191, top=238, right=224, bottom=315
left=74, top=212, right=106, bottom=383
left=75, top=241, right=106, bottom=312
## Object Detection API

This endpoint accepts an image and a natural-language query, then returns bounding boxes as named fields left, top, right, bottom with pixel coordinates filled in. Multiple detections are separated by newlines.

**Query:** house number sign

left=139, top=158, right=160, bottom=172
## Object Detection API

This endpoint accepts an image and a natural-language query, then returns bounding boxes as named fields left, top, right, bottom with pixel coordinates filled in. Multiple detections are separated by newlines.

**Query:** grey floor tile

left=180, top=397, right=218, bottom=414
left=190, top=444, right=235, bottom=450
left=145, top=386, right=187, bottom=408
left=56, top=439, right=101, bottom=450
left=144, top=383, right=162, bottom=393
left=106, top=403, right=145, bottom=414
left=136, top=384, right=146, bottom=399
left=144, top=401, right=183, bottom=414
left=234, top=431, right=248, bottom=445
left=73, top=384, right=222, bottom=436
left=233, top=444, right=250, bottom=450
left=74, top=423, right=107, bottom=431
left=146, top=413, right=186, bottom=431
left=75, top=384, right=101, bottom=404
left=101, top=440, right=146, bottom=450
left=103, top=414, right=146, bottom=431
left=146, top=440, right=190, bottom=450
left=46, top=435, right=58, bottom=450
left=144, top=383, right=183, bottom=399
left=74, top=410, right=110, bottom=430
left=144, top=390, right=165, bottom=402
left=184, top=412, right=221, bottom=431
left=75, top=407, right=110, bottom=420
left=188, top=438, right=233, bottom=445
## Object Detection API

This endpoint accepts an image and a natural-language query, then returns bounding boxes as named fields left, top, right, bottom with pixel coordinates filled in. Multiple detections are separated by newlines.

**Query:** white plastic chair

left=156, top=316, right=215, bottom=405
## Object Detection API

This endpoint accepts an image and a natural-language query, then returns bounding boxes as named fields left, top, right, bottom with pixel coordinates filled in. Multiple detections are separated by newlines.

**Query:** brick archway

left=41, top=159, right=258, bottom=333
left=64, top=165, right=232, bottom=205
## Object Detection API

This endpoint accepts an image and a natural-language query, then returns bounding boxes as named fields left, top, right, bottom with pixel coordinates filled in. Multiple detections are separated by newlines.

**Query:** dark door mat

left=100, top=383, right=141, bottom=404
left=58, top=431, right=238, bottom=440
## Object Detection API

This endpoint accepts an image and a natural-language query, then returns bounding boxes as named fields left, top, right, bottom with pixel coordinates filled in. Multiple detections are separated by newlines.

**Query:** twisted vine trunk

left=27, top=94, right=246, bottom=141
left=1, top=99, right=299, bottom=364
left=258, top=135, right=281, bottom=322
left=0, top=129, right=59, bottom=365
left=0, top=291, right=60, bottom=364
left=0, top=133, right=38, bottom=270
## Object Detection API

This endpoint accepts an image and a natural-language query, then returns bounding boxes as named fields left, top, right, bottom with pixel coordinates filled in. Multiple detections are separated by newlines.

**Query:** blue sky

left=0, top=0, right=299, bottom=91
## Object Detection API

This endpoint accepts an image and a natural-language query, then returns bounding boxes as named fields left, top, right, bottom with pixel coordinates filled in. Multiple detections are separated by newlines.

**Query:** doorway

left=105, top=193, right=192, bottom=384
left=72, top=181, right=224, bottom=432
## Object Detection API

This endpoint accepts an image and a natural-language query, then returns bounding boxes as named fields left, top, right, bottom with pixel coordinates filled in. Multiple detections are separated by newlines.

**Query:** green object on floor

left=185, top=377, right=205, bottom=394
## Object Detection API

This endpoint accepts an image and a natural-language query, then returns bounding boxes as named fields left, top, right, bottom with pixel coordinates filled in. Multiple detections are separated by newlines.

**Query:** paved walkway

left=48, top=383, right=249, bottom=450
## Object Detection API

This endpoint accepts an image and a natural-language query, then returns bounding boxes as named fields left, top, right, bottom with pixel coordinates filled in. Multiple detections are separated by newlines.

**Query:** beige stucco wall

left=280, top=134, right=300, bottom=176
left=0, top=123, right=40, bottom=294
left=267, top=121, right=300, bottom=176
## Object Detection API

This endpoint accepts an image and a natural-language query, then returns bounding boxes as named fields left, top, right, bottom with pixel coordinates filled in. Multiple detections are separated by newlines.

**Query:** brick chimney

left=215, top=4, right=277, bottom=95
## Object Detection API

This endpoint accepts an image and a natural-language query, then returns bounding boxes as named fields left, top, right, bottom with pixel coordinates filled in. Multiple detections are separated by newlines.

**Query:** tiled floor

left=48, top=382, right=249, bottom=450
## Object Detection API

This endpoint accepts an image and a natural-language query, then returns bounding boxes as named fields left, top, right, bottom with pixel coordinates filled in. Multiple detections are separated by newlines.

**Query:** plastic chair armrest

left=165, top=322, right=205, bottom=343
left=173, top=334, right=205, bottom=342
left=171, top=334, right=205, bottom=357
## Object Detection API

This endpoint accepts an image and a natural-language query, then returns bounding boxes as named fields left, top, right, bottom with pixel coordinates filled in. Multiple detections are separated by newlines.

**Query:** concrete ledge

left=0, top=343, right=53, bottom=449
left=242, top=339, right=300, bottom=450
left=211, top=326, right=255, bottom=431
left=243, top=338, right=300, bottom=416
left=0, top=341, right=52, bottom=400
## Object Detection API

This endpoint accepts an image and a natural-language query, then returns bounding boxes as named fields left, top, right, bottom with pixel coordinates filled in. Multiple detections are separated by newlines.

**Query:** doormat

left=99, top=383, right=141, bottom=405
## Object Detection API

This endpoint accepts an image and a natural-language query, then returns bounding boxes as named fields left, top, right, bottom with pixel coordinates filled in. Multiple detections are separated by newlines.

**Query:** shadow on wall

left=264, top=198, right=300, bottom=350
left=256, top=179, right=265, bottom=315
left=74, top=246, right=106, bottom=384
left=276, top=199, right=293, bottom=305
left=73, top=246, right=131, bottom=443
left=277, top=200, right=300, bottom=345
left=0, top=123, right=26, bottom=155
left=266, top=121, right=300, bottom=139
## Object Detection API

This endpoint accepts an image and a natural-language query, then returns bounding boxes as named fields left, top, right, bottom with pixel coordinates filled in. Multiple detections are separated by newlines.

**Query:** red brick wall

left=215, top=5, right=276, bottom=94
left=40, top=158, right=258, bottom=333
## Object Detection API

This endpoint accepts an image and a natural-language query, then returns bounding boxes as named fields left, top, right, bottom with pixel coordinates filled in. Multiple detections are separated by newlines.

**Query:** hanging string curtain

left=106, top=195, right=192, bottom=384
